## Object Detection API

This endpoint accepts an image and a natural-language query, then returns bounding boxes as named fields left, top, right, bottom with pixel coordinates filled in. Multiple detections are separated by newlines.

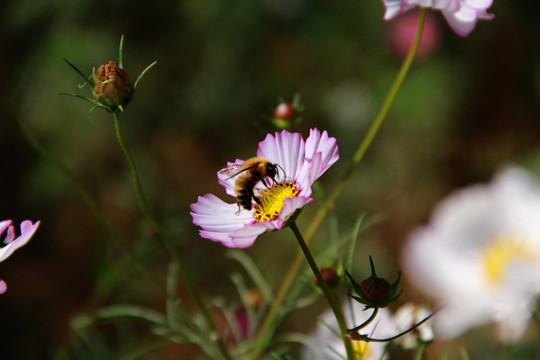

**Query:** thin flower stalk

left=250, top=10, right=426, bottom=358
left=289, top=221, right=354, bottom=359
left=112, top=112, right=233, bottom=360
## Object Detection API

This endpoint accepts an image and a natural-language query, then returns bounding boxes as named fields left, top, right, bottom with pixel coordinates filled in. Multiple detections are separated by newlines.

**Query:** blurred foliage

left=1, top=0, right=540, bottom=359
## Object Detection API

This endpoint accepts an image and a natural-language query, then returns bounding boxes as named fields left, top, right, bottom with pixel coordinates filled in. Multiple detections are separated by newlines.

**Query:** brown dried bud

left=359, top=276, right=391, bottom=302
left=93, top=61, right=133, bottom=108
left=245, top=289, right=263, bottom=308
left=314, top=266, right=340, bottom=289
left=274, top=102, right=296, bottom=120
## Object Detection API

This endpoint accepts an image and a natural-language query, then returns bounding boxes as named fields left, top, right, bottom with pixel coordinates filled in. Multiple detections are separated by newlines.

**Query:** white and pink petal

left=383, top=0, right=409, bottom=19
left=218, top=159, right=245, bottom=198
left=230, top=223, right=269, bottom=249
left=190, top=194, right=254, bottom=247
left=277, top=196, right=313, bottom=226
left=0, top=220, right=11, bottom=236
left=304, top=129, right=339, bottom=177
left=0, top=220, right=40, bottom=262
left=442, top=5, right=480, bottom=37
left=464, top=0, right=493, bottom=9
left=382, top=0, right=493, bottom=37
left=258, top=130, right=305, bottom=181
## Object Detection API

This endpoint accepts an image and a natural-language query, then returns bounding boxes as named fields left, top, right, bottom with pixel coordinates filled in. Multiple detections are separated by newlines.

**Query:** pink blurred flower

left=190, top=129, right=339, bottom=248
left=382, top=0, right=494, bottom=37
left=387, top=9, right=442, bottom=60
left=0, top=220, right=40, bottom=294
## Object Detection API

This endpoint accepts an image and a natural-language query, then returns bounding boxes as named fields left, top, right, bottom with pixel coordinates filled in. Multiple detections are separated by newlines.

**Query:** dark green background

left=1, top=0, right=539, bottom=358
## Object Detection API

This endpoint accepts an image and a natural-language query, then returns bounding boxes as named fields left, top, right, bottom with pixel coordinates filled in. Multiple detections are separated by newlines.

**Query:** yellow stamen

left=253, top=182, right=299, bottom=222
left=483, top=236, right=535, bottom=285
left=351, top=340, right=370, bottom=359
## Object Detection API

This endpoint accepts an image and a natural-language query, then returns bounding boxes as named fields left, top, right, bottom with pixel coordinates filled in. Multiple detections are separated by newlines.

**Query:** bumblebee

left=219, top=157, right=281, bottom=211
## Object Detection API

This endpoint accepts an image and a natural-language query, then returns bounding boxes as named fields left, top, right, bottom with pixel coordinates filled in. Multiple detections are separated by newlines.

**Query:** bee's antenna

left=275, top=163, right=286, bottom=183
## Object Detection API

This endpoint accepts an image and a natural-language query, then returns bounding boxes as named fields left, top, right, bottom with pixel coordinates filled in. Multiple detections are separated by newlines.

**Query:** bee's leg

left=248, top=186, right=262, bottom=207
left=235, top=202, right=242, bottom=215
left=253, top=195, right=262, bottom=206
left=261, top=178, right=269, bottom=188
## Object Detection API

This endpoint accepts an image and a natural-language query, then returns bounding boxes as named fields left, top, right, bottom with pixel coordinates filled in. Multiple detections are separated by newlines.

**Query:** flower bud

left=313, top=266, right=340, bottom=289
left=274, top=102, right=296, bottom=120
left=359, top=276, right=391, bottom=302
left=245, top=289, right=263, bottom=308
left=93, top=61, right=133, bottom=108
left=346, top=257, right=402, bottom=309
left=270, top=96, right=304, bottom=129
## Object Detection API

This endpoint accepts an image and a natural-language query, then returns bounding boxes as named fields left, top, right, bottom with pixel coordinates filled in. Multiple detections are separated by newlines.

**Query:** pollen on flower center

left=483, top=236, right=535, bottom=285
left=253, top=182, right=299, bottom=222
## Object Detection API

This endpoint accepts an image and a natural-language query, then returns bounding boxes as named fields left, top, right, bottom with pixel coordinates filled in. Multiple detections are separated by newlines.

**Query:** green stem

left=289, top=222, right=354, bottom=360
left=250, top=9, right=426, bottom=358
left=348, top=308, right=378, bottom=333
left=326, top=8, right=426, bottom=207
left=5, top=105, right=165, bottom=294
left=112, top=113, right=233, bottom=360
left=414, top=342, right=427, bottom=360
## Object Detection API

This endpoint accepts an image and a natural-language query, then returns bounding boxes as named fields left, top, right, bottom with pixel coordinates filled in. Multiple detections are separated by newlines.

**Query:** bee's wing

left=218, top=164, right=245, bottom=179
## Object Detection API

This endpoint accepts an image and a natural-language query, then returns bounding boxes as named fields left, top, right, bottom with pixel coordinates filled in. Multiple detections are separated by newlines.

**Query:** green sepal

left=283, top=208, right=303, bottom=229
left=58, top=92, right=112, bottom=113
left=345, top=270, right=364, bottom=298
left=134, top=61, right=157, bottom=89
left=118, top=34, right=125, bottom=69
left=291, top=92, right=304, bottom=113
left=63, top=58, right=94, bottom=90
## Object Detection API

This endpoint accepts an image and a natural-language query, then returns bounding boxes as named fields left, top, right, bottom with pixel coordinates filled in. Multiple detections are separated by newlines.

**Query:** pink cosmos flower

left=0, top=219, right=40, bottom=294
left=190, top=129, right=339, bottom=248
left=382, top=0, right=494, bottom=37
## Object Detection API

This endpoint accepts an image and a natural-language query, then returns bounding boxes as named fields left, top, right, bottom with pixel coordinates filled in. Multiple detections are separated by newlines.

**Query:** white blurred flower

left=402, top=167, right=540, bottom=342
left=302, top=300, right=397, bottom=360
left=394, top=303, right=434, bottom=349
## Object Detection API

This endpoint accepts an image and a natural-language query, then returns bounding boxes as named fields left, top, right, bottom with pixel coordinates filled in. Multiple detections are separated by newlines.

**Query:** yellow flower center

left=483, top=236, right=535, bottom=285
left=253, top=182, right=299, bottom=222
left=351, top=340, right=370, bottom=359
